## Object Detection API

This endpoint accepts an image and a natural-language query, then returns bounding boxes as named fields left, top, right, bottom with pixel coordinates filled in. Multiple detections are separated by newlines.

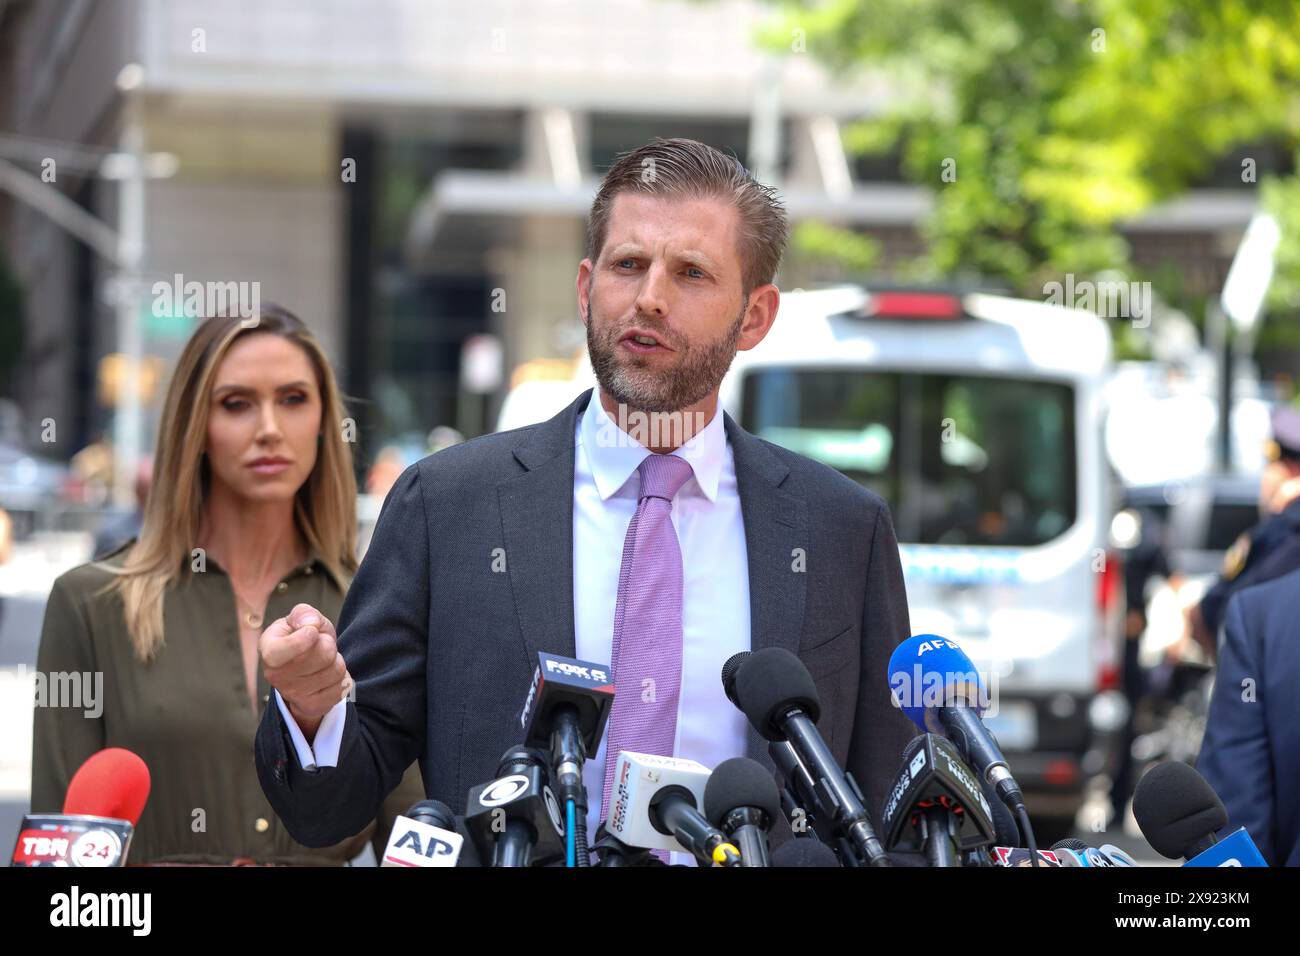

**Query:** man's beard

left=585, top=300, right=745, bottom=414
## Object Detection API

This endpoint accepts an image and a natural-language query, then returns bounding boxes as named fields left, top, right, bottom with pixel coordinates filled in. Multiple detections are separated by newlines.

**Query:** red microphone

left=62, top=748, right=151, bottom=824
left=12, top=748, right=151, bottom=867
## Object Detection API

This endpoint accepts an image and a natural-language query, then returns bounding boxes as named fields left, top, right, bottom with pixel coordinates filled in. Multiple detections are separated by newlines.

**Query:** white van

left=720, top=285, right=1123, bottom=833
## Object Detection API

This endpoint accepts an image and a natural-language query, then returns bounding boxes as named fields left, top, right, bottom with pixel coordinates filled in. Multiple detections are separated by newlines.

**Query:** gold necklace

left=229, top=580, right=267, bottom=629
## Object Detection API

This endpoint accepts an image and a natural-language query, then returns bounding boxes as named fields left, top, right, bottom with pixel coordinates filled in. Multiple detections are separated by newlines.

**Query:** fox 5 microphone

left=703, top=758, right=781, bottom=867
left=1133, top=761, right=1267, bottom=867
left=724, top=648, right=891, bottom=866
left=881, top=734, right=996, bottom=867
left=464, top=746, right=565, bottom=867
left=380, top=799, right=474, bottom=868
left=887, top=634, right=1038, bottom=861
left=606, top=752, right=742, bottom=866
left=518, top=652, right=614, bottom=866
left=12, top=748, right=150, bottom=867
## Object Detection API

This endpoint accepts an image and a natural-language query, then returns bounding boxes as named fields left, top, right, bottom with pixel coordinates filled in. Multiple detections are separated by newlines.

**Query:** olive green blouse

left=30, top=538, right=426, bottom=865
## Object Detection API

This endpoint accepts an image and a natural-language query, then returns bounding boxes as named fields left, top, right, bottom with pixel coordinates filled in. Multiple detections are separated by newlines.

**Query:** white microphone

left=380, top=800, right=467, bottom=868
left=605, top=751, right=741, bottom=866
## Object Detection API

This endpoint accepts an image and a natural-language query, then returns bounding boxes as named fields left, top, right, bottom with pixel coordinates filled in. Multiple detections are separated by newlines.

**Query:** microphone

left=590, top=822, right=667, bottom=867
left=723, top=648, right=891, bottom=866
left=605, top=751, right=742, bottom=867
left=702, top=757, right=781, bottom=867
left=771, top=839, right=841, bottom=867
left=518, top=651, right=615, bottom=867
left=723, top=654, right=835, bottom=844
left=380, top=799, right=473, bottom=868
left=880, top=734, right=996, bottom=866
left=463, top=747, right=565, bottom=867
left=886, top=636, right=1031, bottom=829
left=1132, top=761, right=1267, bottom=866
left=12, top=748, right=150, bottom=867
left=1049, top=838, right=1138, bottom=867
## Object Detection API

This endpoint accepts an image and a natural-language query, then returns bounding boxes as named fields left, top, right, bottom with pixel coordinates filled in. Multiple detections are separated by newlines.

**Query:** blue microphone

left=887, top=635, right=1027, bottom=817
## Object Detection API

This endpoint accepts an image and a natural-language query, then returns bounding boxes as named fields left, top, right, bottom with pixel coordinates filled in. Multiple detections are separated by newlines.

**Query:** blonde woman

left=31, top=306, right=423, bottom=864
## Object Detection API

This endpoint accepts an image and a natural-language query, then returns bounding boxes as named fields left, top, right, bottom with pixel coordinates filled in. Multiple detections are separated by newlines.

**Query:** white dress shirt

left=277, top=390, right=753, bottom=862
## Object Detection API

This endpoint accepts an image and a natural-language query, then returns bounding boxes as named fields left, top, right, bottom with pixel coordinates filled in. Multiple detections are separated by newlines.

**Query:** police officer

left=1189, top=406, right=1300, bottom=658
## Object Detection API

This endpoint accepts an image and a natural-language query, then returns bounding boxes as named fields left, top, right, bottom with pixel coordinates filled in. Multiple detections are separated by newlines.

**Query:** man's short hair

left=586, top=137, right=789, bottom=294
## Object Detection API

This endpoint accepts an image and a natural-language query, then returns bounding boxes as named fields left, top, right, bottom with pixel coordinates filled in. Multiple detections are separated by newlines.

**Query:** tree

left=759, top=0, right=1300, bottom=341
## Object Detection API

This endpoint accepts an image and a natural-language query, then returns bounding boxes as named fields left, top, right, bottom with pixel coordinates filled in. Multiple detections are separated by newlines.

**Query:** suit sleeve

left=30, top=575, right=105, bottom=814
left=847, top=501, right=918, bottom=834
left=1196, top=591, right=1275, bottom=864
left=256, top=464, right=430, bottom=847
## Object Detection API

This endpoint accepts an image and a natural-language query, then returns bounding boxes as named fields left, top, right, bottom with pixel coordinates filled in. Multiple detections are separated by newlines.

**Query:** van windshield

left=740, top=368, right=1077, bottom=546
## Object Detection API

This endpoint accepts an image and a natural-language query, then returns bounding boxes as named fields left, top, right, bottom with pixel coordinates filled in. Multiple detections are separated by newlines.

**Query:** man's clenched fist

left=260, top=603, right=352, bottom=738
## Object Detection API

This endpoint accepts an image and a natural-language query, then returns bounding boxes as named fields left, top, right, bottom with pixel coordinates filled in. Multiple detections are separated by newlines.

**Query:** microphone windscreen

left=734, top=648, right=821, bottom=740
left=720, top=651, right=750, bottom=706
left=771, top=839, right=839, bottom=867
left=1051, top=837, right=1090, bottom=851
left=1132, top=761, right=1227, bottom=859
left=703, top=757, right=782, bottom=828
left=62, top=748, right=151, bottom=824
left=407, top=799, right=457, bottom=831
left=887, top=635, right=986, bottom=727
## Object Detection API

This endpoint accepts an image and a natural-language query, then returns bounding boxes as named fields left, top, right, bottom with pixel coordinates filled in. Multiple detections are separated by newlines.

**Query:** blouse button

left=254, top=818, right=270, bottom=833
left=303, top=566, right=314, bottom=575
left=275, top=582, right=288, bottom=593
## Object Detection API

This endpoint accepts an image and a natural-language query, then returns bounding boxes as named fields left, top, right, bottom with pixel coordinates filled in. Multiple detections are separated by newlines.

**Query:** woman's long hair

left=99, top=305, right=358, bottom=661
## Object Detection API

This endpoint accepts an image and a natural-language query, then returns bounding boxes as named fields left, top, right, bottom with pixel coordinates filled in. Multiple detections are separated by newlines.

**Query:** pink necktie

left=600, top=453, right=695, bottom=826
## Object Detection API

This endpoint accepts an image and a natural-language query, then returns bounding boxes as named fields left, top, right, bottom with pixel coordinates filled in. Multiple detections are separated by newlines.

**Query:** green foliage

left=756, top=0, right=1300, bottom=338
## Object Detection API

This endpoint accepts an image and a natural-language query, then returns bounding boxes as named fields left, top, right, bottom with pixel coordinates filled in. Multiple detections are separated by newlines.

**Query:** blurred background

left=1, top=0, right=1298, bottom=863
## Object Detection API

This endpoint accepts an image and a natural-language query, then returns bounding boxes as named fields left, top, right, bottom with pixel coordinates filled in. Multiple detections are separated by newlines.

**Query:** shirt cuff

left=274, top=691, right=346, bottom=771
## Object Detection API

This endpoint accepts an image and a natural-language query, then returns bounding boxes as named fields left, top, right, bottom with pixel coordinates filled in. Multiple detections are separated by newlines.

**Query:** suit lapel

left=726, top=413, right=808, bottom=766
left=498, top=389, right=592, bottom=666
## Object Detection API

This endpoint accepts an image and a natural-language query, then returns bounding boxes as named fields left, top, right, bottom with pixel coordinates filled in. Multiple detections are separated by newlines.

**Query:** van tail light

left=1094, top=551, right=1123, bottom=691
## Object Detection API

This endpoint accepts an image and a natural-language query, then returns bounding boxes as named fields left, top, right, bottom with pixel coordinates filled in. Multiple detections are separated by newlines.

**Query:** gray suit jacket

left=255, top=388, right=916, bottom=849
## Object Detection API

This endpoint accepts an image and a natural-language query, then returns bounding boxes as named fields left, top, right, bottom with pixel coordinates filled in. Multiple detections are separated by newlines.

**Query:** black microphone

left=464, top=746, right=566, bottom=867
left=1132, top=761, right=1228, bottom=860
left=518, top=652, right=615, bottom=866
left=590, top=822, right=667, bottom=867
left=723, top=648, right=891, bottom=867
left=770, top=838, right=841, bottom=867
left=703, top=757, right=781, bottom=867
left=881, top=734, right=996, bottom=867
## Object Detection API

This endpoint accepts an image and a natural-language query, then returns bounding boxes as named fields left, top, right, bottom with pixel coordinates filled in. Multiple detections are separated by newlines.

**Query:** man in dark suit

left=1197, top=566, right=1300, bottom=865
left=254, top=137, right=916, bottom=856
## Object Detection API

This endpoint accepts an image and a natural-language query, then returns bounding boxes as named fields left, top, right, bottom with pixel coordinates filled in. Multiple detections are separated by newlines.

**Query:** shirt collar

left=577, top=388, right=726, bottom=502
left=174, top=538, right=348, bottom=592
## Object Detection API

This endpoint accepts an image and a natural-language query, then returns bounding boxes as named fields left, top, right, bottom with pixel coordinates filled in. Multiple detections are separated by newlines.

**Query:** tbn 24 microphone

left=881, top=734, right=996, bottom=867
left=12, top=748, right=150, bottom=867
left=606, top=751, right=742, bottom=866
left=887, top=634, right=1038, bottom=864
left=464, top=746, right=565, bottom=867
left=1133, top=761, right=1267, bottom=867
left=380, top=799, right=473, bottom=868
left=518, top=651, right=614, bottom=866
left=723, top=648, right=891, bottom=867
